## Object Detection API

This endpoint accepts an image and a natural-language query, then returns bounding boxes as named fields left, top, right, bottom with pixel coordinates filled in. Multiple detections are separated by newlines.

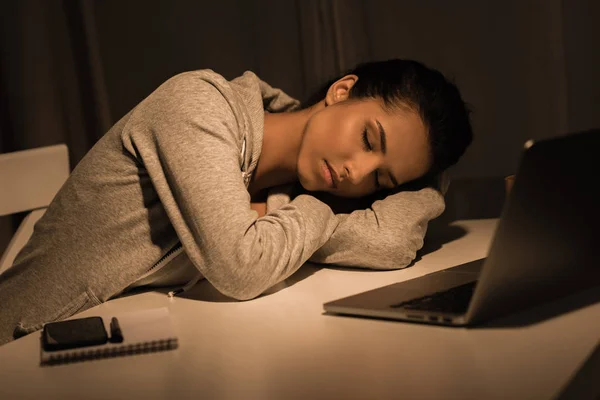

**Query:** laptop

left=323, top=129, right=600, bottom=326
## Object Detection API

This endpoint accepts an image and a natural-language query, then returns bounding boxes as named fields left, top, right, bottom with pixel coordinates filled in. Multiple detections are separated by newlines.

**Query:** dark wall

left=563, top=0, right=600, bottom=133
left=93, top=1, right=307, bottom=124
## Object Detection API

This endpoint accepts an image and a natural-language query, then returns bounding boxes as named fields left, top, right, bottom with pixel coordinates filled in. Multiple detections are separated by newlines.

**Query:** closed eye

left=362, top=128, right=372, bottom=151
left=362, top=128, right=381, bottom=187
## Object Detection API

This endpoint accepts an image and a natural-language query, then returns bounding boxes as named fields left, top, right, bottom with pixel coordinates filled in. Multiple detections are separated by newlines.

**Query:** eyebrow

left=376, top=119, right=387, bottom=154
left=376, top=119, right=399, bottom=187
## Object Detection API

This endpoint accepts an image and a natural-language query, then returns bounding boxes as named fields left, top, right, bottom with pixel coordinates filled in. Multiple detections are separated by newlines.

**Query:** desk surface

left=0, top=219, right=598, bottom=400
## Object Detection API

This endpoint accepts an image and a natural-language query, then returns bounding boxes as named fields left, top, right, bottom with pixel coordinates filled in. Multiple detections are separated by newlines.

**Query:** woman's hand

left=250, top=201, right=267, bottom=218
left=250, top=188, right=268, bottom=218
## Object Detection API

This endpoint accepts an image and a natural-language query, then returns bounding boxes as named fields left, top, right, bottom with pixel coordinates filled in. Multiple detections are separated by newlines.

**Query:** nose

left=343, top=154, right=381, bottom=185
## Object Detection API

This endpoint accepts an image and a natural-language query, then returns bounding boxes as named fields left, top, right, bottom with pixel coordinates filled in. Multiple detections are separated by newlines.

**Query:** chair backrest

left=0, top=144, right=70, bottom=274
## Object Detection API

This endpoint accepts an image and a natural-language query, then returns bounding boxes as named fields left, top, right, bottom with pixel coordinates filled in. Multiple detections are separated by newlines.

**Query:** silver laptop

left=323, top=129, right=600, bottom=326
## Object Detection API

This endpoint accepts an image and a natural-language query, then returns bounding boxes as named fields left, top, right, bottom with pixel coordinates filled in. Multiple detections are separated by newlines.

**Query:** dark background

left=1, top=0, right=599, bottom=249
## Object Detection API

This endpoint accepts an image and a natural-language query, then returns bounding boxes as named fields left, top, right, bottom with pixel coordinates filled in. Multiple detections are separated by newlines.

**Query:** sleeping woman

left=0, top=59, right=472, bottom=344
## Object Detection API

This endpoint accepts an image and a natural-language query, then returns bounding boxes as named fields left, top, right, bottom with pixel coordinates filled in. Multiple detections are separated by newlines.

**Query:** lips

left=322, top=160, right=337, bottom=189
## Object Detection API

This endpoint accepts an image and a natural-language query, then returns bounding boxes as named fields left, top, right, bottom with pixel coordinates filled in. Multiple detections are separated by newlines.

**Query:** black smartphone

left=42, top=316, right=108, bottom=352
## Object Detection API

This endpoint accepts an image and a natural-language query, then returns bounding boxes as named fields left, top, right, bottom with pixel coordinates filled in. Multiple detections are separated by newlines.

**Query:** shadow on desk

left=554, top=339, right=600, bottom=400
left=140, top=264, right=323, bottom=303
left=414, top=220, right=469, bottom=265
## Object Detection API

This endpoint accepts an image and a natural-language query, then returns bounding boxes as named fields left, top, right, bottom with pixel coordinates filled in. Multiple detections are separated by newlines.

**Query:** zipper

left=136, top=242, right=184, bottom=282
left=137, top=241, right=203, bottom=298
left=241, top=137, right=247, bottom=165
left=241, top=137, right=252, bottom=187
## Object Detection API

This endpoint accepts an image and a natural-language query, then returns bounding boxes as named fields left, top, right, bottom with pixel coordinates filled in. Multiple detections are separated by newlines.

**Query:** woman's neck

left=248, top=105, right=322, bottom=196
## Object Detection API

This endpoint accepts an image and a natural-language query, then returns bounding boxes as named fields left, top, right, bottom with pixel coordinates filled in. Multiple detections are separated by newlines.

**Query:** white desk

left=0, top=219, right=598, bottom=400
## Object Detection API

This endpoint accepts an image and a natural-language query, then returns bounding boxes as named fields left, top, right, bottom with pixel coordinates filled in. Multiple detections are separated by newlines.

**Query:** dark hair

left=303, top=59, right=473, bottom=183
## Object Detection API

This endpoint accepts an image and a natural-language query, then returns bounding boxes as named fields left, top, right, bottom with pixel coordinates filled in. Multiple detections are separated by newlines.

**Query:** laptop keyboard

left=391, top=281, right=478, bottom=314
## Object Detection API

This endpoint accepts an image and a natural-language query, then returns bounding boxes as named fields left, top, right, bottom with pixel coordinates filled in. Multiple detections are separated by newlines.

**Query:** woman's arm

left=120, top=71, right=340, bottom=300
left=264, top=181, right=445, bottom=270
left=308, top=187, right=445, bottom=269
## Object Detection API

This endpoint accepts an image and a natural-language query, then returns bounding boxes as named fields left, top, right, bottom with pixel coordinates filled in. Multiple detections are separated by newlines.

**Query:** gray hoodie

left=9, top=70, right=445, bottom=302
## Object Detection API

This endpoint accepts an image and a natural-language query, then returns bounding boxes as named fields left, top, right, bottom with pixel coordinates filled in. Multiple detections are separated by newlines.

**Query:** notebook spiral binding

left=41, top=337, right=178, bottom=366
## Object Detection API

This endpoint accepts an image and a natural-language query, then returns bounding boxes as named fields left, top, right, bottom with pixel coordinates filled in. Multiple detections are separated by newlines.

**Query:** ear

left=324, top=74, right=358, bottom=106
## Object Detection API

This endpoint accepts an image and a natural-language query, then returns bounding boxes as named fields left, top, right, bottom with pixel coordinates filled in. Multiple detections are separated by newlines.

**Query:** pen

left=109, top=317, right=124, bottom=343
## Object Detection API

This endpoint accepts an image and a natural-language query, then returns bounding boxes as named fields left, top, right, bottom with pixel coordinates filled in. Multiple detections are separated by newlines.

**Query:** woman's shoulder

left=159, top=69, right=231, bottom=92
left=131, top=69, right=244, bottom=117
left=157, top=69, right=299, bottom=114
left=152, top=69, right=266, bottom=114
left=164, top=69, right=261, bottom=90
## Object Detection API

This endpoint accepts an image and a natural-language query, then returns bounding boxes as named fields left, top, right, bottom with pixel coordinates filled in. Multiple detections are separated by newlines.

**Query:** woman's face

left=297, top=76, right=431, bottom=198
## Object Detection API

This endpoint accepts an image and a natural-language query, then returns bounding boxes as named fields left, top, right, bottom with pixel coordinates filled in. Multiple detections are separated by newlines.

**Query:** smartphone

left=42, top=316, right=108, bottom=352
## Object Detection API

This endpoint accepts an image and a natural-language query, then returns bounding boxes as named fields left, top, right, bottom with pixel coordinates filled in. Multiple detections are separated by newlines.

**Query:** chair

left=0, top=144, right=70, bottom=275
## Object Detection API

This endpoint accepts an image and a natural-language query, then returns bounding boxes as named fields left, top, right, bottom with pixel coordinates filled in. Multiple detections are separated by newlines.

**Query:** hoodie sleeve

left=308, top=187, right=446, bottom=270
left=120, top=72, right=339, bottom=300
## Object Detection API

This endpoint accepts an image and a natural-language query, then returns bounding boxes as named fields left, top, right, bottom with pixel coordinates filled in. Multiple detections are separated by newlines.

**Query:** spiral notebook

left=40, top=307, right=178, bottom=365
